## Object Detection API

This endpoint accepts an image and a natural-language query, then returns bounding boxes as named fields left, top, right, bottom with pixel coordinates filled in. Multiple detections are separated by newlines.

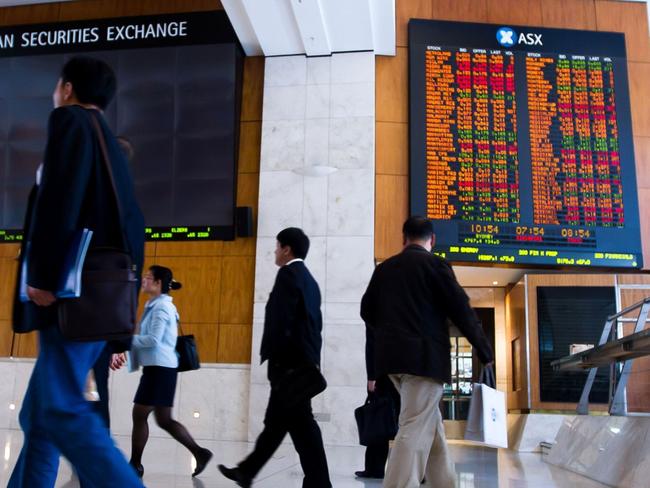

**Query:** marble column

left=248, top=52, right=375, bottom=446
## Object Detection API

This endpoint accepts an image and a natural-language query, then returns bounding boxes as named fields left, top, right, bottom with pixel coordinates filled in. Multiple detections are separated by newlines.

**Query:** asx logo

left=496, top=27, right=543, bottom=47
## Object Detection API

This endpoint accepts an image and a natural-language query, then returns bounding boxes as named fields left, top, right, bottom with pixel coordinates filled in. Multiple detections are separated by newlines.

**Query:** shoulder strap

left=87, top=111, right=128, bottom=251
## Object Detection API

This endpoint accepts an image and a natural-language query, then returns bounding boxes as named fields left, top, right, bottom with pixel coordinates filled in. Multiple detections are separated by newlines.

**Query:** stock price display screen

left=409, top=20, right=643, bottom=268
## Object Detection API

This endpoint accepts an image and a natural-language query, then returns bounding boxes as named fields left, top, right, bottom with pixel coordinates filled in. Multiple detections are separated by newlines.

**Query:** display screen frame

left=0, top=10, right=244, bottom=243
left=409, top=19, right=643, bottom=269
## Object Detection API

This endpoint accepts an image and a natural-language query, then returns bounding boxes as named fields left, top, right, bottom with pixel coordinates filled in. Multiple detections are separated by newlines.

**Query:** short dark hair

left=403, top=216, right=434, bottom=241
left=276, top=227, right=310, bottom=259
left=61, top=56, right=116, bottom=110
left=149, top=265, right=182, bottom=294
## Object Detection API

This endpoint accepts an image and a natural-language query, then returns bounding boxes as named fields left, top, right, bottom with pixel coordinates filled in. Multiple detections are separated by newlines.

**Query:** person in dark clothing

left=9, top=56, right=145, bottom=488
left=361, top=216, right=494, bottom=488
left=218, top=227, right=331, bottom=488
left=354, top=374, right=400, bottom=479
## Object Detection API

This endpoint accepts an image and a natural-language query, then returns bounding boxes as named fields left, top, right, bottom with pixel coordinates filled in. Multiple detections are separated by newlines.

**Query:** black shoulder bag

left=176, top=320, right=200, bottom=372
left=57, top=113, right=138, bottom=342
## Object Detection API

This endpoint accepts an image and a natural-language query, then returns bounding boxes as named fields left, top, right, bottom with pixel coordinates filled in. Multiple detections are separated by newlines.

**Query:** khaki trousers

left=383, top=374, right=456, bottom=488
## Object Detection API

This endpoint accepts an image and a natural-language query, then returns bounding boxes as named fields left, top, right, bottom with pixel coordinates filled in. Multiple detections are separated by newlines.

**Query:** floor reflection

left=0, top=429, right=609, bottom=487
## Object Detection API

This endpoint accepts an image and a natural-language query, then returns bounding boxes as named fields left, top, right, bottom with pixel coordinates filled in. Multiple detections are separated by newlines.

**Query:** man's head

left=402, top=216, right=435, bottom=251
left=275, top=227, right=309, bottom=266
left=53, top=56, right=117, bottom=110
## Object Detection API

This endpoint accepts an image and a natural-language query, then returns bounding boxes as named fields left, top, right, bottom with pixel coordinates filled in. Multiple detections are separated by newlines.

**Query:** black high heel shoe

left=192, top=448, right=213, bottom=477
left=130, top=462, right=144, bottom=478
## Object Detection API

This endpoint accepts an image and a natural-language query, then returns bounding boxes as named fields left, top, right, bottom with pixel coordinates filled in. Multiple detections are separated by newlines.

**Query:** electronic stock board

left=409, top=20, right=642, bottom=268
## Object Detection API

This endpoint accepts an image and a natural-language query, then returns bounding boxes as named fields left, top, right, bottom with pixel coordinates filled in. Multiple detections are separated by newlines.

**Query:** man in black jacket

left=9, top=57, right=144, bottom=488
left=219, top=227, right=331, bottom=488
left=361, top=216, right=494, bottom=488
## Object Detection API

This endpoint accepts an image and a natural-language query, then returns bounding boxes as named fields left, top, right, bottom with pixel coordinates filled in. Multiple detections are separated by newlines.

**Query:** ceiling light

left=193, top=411, right=200, bottom=418
left=492, top=281, right=498, bottom=285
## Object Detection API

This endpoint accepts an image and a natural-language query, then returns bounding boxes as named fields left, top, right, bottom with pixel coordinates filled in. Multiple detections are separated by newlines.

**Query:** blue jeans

left=8, top=326, right=143, bottom=488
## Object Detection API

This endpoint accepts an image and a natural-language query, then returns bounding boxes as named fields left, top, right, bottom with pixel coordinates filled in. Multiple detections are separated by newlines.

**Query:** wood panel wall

left=505, top=273, right=650, bottom=412
left=0, top=0, right=262, bottom=364
left=505, top=281, right=528, bottom=410
left=376, top=0, right=650, bottom=266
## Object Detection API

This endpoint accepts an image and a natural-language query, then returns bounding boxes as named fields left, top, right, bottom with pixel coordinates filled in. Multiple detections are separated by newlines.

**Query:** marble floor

left=0, top=429, right=609, bottom=487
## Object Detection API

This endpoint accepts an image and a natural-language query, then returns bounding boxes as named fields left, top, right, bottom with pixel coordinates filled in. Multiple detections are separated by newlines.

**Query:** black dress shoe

left=192, top=448, right=213, bottom=477
left=218, top=464, right=252, bottom=488
left=354, top=470, right=384, bottom=479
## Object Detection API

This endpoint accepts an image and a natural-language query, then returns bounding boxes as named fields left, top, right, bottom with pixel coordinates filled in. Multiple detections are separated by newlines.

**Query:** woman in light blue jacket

left=128, top=265, right=212, bottom=479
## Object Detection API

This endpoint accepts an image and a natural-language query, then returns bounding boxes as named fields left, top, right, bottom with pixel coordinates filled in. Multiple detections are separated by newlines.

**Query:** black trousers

left=364, top=441, right=390, bottom=475
left=363, top=375, right=400, bottom=475
left=239, top=364, right=331, bottom=488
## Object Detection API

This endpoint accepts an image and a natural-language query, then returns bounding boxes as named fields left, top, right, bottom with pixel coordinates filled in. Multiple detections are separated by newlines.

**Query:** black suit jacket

left=260, top=260, right=323, bottom=369
left=361, top=245, right=493, bottom=384
left=13, top=105, right=145, bottom=332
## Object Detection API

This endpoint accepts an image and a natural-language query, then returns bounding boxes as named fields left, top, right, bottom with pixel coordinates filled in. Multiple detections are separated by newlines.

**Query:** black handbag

left=354, top=392, right=399, bottom=446
left=273, top=364, right=327, bottom=408
left=176, top=322, right=200, bottom=372
left=57, top=113, right=138, bottom=342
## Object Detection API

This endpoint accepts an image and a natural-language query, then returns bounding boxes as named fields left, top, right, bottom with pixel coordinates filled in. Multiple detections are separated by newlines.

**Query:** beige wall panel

left=222, top=238, right=256, bottom=257
left=238, top=122, right=262, bottom=174
left=217, top=324, right=252, bottom=363
left=617, top=274, right=650, bottom=285
left=541, top=0, right=597, bottom=29
left=14, top=332, right=38, bottom=358
left=153, top=257, right=222, bottom=323
left=595, top=1, right=650, bottom=63
left=376, top=122, right=408, bottom=176
left=487, top=0, right=543, bottom=26
left=634, top=137, right=650, bottom=190
left=60, top=0, right=221, bottom=19
left=376, top=48, right=408, bottom=123
left=629, top=63, right=650, bottom=138
left=639, top=188, right=650, bottom=270
left=375, top=175, right=408, bottom=261
left=144, top=242, right=156, bottom=257
left=396, top=0, right=432, bottom=47
left=0, top=244, right=20, bottom=258
left=180, top=323, right=219, bottom=363
left=430, top=0, right=488, bottom=23
left=619, top=288, right=650, bottom=312
left=0, top=321, right=13, bottom=357
left=58, top=0, right=138, bottom=20
left=1, top=3, right=59, bottom=24
left=241, top=57, right=264, bottom=123
left=0, top=259, right=18, bottom=321
left=219, top=257, right=255, bottom=324
left=505, top=282, right=528, bottom=410
left=156, top=241, right=224, bottom=257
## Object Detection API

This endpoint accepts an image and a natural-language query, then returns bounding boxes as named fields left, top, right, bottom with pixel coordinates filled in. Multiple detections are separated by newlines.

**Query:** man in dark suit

left=361, top=216, right=494, bottom=488
left=219, top=227, right=331, bottom=488
left=10, top=56, right=145, bottom=487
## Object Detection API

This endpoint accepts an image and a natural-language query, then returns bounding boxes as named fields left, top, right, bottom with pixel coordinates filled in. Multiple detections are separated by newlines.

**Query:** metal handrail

left=552, top=296, right=650, bottom=415
left=606, top=297, right=650, bottom=322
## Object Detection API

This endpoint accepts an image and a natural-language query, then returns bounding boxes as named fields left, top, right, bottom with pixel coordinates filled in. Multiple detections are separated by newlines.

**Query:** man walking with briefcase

left=219, top=227, right=331, bottom=488
left=361, top=216, right=494, bottom=488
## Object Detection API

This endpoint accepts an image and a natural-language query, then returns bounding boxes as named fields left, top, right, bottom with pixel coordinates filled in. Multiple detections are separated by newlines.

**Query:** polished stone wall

left=0, top=359, right=250, bottom=442
left=249, top=52, right=375, bottom=446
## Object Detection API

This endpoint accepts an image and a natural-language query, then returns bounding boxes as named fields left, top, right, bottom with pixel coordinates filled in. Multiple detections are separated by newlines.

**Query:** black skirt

left=133, top=366, right=178, bottom=407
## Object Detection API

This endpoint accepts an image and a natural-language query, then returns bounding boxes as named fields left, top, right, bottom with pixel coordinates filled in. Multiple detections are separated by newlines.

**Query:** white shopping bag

left=464, top=366, right=508, bottom=448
